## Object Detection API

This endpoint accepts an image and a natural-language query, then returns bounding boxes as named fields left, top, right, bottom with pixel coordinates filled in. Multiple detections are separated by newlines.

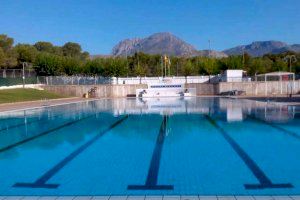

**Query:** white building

left=221, top=70, right=246, bottom=82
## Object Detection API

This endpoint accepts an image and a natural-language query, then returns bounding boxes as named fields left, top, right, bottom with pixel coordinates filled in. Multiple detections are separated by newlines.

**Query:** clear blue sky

left=0, top=0, right=299, bottom=54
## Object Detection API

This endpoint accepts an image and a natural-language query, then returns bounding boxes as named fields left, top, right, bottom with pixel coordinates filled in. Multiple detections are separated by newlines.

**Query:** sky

left=0, top=0, right=300, bottom=55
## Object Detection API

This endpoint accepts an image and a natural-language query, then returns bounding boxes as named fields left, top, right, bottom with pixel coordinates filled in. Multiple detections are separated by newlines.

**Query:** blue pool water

left=0, top=97, right=300, bottom=195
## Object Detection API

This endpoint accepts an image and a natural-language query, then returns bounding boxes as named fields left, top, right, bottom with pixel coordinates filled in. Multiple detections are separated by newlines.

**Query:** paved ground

left=244, top=96, right=300, bottom=103
left=0, top=196, right=299, bottom=200
left=0, top=97, right=92, bottom=112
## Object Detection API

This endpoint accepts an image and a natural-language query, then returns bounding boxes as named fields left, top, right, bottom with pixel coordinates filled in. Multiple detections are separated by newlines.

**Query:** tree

left=248, top=57, right=272, bottom=75
left=62, top=42, right=82, bottom=57
left=34, top=53, right=62, bottom=75
left=112, top=58, right=128, bottom=77
left=273, top=58, right=288, bottom=72
left=15, top=44, right=38, bottom=64
left=81, top=51, right=90, bottom=60
left=0, top=48, right=5, bottom=67
left=34, top=41, right=54, bottom=53
left=0, top=34, right=14, bottom=52
left=203, top=58, right=218, bottom=75
left=134, top=58, right=146, bottom=83
left=84, top=59, right=105, bottom=75
left=52, top=46, right=63, bottom=56
left=226, top=56, right=243, bottom=69
left=181, top=60, right=194, bottom=83
left=61, top=57, right=82, bottom=75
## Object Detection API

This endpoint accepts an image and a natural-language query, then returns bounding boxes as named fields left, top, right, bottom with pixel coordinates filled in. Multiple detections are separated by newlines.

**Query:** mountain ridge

left=223, top=40, right=300, bottom=56
left=106, top=33, right=300, bottom=58
left=112, top=32, right=198, bottom=56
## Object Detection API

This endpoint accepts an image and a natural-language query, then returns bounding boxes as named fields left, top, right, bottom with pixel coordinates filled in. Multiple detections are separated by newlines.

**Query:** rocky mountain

left=272, top=44, right=300, bottom=54
left=112, top=32, right=197, bottom=56
left=109, top=33, right=300, bottom=58
left=223, top=41, right=300, bottom=57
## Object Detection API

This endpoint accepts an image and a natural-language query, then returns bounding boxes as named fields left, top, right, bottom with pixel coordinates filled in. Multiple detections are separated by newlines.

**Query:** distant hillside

left=112, top=32, right=197, bottom=56
left=272, top=44, right=300, bottom=54
left=223, top=41, right=300, bottom=57
left=108, top=33, right=300, bottom=58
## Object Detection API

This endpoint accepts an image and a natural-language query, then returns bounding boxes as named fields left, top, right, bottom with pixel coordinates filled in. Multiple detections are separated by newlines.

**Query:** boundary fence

left=0, top=69, right=36, bottom=78
left=0, top=73, right=299, bottom=87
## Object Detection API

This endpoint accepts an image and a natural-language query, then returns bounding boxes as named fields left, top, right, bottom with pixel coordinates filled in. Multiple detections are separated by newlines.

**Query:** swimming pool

left=0, top=97, right=299, bottom=196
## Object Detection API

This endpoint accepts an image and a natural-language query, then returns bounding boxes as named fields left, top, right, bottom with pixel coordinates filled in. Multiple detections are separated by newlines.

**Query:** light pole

left=283, top=55, right=297, bottom=72
left=22, top=62, right=26, bottom=88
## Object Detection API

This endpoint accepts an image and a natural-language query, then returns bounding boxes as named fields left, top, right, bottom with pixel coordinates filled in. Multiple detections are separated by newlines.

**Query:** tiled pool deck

left=0, top=196, right=299, bottom=200
left=0, top=97, right=89, bottom=112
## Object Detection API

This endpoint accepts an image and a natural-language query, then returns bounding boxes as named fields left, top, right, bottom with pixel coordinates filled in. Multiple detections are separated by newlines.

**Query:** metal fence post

left=22, top=62, right=25, bottom=88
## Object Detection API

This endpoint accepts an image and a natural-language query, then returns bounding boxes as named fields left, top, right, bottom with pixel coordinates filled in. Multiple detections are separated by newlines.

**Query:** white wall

left=222, top=70, right=245, bottom=82
left=112, top=75, right=220, bottom=85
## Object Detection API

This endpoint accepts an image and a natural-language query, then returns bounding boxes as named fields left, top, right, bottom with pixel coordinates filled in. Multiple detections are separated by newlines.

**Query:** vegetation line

left=0, top=34, right=299, bottom=78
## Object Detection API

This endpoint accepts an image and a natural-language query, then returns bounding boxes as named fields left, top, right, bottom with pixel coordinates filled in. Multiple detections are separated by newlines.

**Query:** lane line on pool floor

left=13, top=115, right=129, bottom=189
left=0, top=114, right=95, bottom=154
left=247, top=115, right=300, bottom=141
left=128, top=115, right=174, bottom=190
left=0, top=109, right=87, bottom=133
left=204, top=115, right=293, bottom=190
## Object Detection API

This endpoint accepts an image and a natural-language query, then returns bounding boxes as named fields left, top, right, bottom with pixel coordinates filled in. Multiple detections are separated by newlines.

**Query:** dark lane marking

left=205, top=115, right=293, bottom=190
left=13, top=115, right=128, bottom=189
left=0, top=110, right=80, bottom=133
left=128, top=115, right=173, bottom=190
left=0, top=114, right=95, bottom=154
left=248, top=115, right=300, bottom=140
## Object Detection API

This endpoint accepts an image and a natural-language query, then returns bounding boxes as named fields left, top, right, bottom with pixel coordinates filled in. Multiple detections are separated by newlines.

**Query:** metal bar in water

left=205, top=114, right=293, bottom=190
left=128, top=115, right=173, bottom=190
left=13, top=115, right=128, bottom=189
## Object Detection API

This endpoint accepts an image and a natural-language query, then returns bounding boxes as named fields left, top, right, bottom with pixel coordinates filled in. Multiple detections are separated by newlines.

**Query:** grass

left=0, top=88, right=68, bottom=104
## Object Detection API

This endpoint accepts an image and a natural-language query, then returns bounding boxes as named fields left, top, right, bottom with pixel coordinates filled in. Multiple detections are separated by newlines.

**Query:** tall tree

left=62, top=42, right=82, bottom=57
left=15, top=44, right=38, bottom=64
left=0, top=48, right=5, bottom=67
left=34, top=41, right=54, bottom=53
left=0, top=34, right=14, bottom=52
left=182, top=60, right=194, bottom=76
left=61, top=57, right=82, bottom=75
left=4, top=49, right=17, bottom=68
left=34, top=53, right=62, bottom=75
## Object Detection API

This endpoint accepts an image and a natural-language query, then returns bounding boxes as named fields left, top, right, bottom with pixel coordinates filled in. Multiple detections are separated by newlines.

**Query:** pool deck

left=0, top=196, right=299, bottom=200
left=0, top=97, right=92, bottom=113
left=232, top=95, right=300, bottom=106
